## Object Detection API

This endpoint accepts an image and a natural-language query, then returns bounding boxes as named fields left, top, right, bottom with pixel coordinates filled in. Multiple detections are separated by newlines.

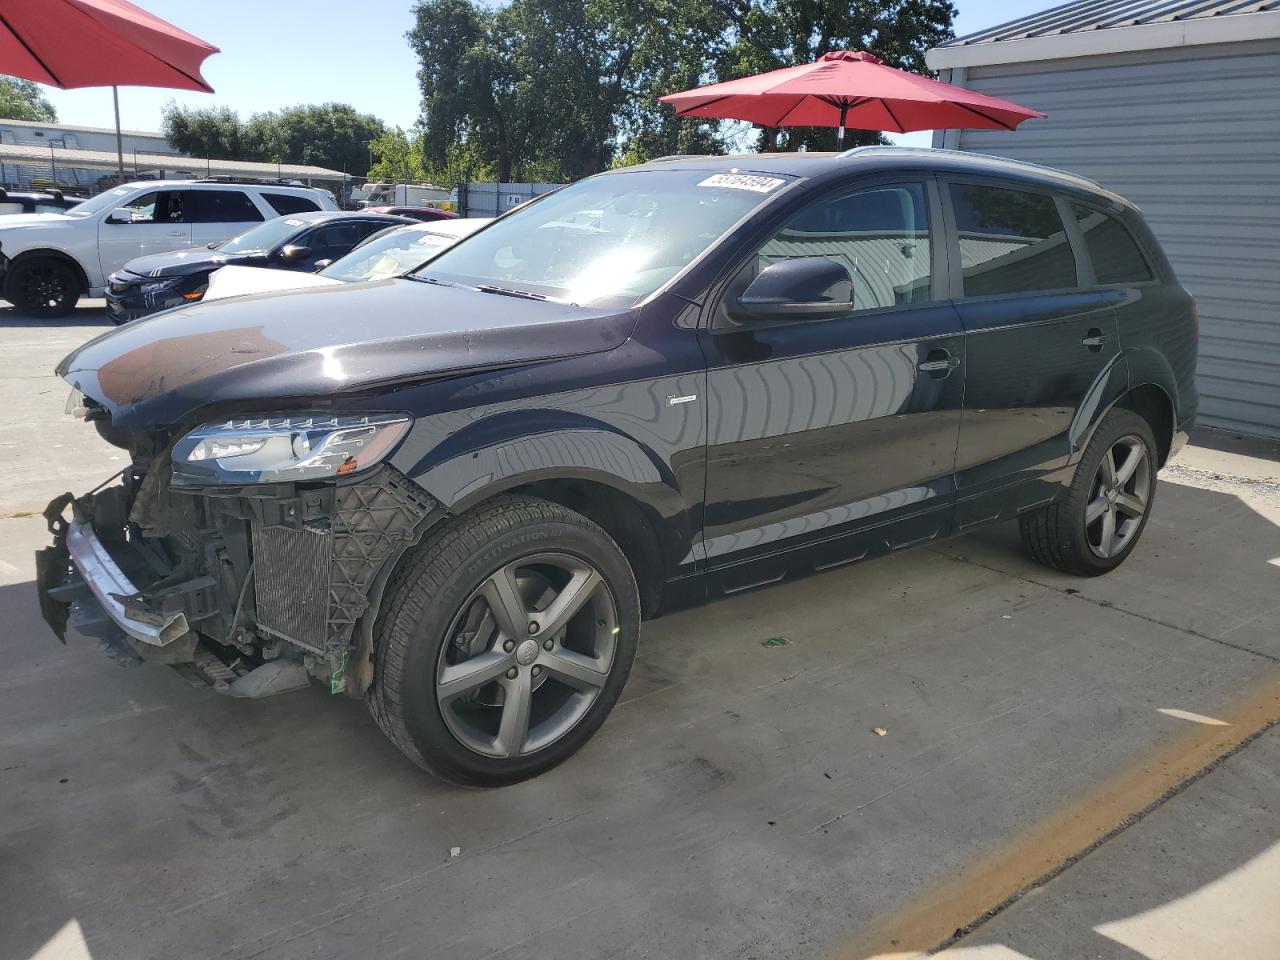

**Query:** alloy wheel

left=20, top=263, right=70, bottom=311
left=1085, top=434, right=1151, bottom=559
left=435, top=552, right=618, bottom=759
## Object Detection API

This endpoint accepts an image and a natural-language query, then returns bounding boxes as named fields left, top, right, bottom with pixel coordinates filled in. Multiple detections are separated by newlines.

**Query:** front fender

left=393, top=403, right=701, bottom=573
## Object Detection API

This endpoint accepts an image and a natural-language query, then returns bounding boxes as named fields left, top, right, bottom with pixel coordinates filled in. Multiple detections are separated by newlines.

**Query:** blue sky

left=45, top=0, right=1054, bottom=147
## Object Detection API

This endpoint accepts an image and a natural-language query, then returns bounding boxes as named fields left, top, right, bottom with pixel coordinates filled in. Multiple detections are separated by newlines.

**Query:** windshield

left=415, top=169, right=792, bottom=306
left=218, top=217, right=310, bottom=256
left=65, top=186, right=136, bottom=218
left=322, top=225, right=470, bottom=282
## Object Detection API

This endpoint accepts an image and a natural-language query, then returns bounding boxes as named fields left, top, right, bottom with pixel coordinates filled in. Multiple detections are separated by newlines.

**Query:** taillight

left=1190, top=301, right=1199, bottom=336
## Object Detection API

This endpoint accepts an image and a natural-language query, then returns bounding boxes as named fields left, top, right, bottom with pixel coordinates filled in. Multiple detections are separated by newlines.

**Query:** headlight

left=171, top=413, right=411, bottom=486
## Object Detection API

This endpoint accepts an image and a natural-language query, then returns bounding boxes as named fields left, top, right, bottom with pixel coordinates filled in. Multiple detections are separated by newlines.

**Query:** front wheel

left=1020, top=408, right=1159, bottom=576
left=369, top=496, right=640, bottom=786
left=4, top=257, right=81, bottom=318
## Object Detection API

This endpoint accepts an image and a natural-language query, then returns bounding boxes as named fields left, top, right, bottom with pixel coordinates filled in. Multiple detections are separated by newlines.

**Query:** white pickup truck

left=0, top=180, right=337, bottom=317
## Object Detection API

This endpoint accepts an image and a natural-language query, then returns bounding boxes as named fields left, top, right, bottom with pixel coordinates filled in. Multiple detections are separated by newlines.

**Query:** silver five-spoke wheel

left=436, top=552, right=618, bottom=759
left=1085, top=434, right=1151, bottom=559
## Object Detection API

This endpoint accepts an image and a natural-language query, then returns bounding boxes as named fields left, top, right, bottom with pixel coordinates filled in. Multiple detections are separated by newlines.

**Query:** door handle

left=166, top=230, right=185, bottom=237
left=918, top=348, right=960, bottom=378
left=1082, top=328, right=1107, bottom=351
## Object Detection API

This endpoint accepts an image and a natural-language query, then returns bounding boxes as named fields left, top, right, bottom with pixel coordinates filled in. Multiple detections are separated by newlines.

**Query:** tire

left=4, top=257, right=81, bottom=318
left=1020, top=408, right=1159, bottom=576
left=368, top=495, right=640, bottom=786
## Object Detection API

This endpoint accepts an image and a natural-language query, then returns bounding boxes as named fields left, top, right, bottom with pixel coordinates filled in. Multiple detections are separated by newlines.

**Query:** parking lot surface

left=2, top=307, right=1277, bottom=960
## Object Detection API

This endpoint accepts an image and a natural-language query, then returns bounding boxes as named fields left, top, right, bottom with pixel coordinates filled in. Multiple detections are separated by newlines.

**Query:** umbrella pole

left=837, top=103, right=848, bottom=151
left=112, top=86, right=125, bottom=185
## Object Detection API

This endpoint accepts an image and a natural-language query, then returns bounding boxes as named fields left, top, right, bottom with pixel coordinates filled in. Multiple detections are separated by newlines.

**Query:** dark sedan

left=104, top=210, right=412, bottom=323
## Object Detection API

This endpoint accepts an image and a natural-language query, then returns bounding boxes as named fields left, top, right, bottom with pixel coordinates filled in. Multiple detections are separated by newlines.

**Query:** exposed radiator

left=251, top=525, right=331, bottom=653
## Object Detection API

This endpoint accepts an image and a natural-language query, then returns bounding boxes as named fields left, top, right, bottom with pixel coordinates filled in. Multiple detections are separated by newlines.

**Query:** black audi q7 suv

left=37, top=148, right=1197, bottom=786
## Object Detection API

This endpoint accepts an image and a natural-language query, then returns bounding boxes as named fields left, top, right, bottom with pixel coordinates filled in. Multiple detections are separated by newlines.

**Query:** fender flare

left=401, top=407, right=696, bottom=565
left=1070, top=347, right=1178, bottom=462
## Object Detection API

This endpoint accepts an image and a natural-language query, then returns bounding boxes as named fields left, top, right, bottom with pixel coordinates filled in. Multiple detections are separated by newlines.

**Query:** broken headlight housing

left=171, top=413, right=411, bottom=486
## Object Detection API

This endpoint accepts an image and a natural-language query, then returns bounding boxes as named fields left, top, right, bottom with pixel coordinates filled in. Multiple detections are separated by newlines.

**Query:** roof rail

left=190, top=176, right=307, bottom=187
left=837, top=145, right=1107, bottom=190
left=647, top=154, right=707, bottom=163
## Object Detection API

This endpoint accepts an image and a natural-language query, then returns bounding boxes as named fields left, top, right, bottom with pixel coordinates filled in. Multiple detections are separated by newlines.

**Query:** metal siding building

left=927, top=1, right=1280, bottom=437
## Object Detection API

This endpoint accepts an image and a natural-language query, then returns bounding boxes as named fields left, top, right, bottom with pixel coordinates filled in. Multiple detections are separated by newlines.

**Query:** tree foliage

left=0, top=78, right=57, bottom=123
left=407, top=0, right=955, bottom=180
left=367, top=127, right=428, bottom=183
left=161, top=102, right=386, bottom=176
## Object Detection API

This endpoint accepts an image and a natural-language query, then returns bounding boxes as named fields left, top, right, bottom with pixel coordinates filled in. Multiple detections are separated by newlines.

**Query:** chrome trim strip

left=65, top=520, right=190, bottom=646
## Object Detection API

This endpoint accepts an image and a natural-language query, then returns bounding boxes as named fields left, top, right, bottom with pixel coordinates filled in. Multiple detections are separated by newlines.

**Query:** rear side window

left=265, top=192, right=321, bottom=215
left=1070, top=203, right=1154, bottom=285
left=950, top=184, right=1076, bottom=296
left=756, top=183, right=933, bottom=311
left=185, top=189, right=263, bottom=223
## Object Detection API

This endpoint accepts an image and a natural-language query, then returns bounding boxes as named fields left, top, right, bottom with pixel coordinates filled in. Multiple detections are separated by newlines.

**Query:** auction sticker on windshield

left=698, top=174, right=785, bottom=193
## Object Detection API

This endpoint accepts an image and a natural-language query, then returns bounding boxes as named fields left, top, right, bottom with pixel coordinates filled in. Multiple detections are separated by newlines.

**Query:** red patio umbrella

left=660, top=51, right=1044, bottom=150
left=0, top=0, right=219, bottom=182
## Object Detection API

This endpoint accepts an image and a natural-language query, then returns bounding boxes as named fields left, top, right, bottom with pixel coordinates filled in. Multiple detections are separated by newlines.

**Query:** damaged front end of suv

left=38, top=403, right=440, bottom=698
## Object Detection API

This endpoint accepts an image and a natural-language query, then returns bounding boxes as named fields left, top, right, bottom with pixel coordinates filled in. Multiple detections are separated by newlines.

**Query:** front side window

left=304, top=221, right=378, bottom=259
left=264, top=192, right=321, bottom=215
left=755, top=183, right=933, bottom=312
left=1070, top=203, right=1154, bottom=285
left=119, top=189, right=184, bottom=224
left=185, top=189, right=264, bottom=224
left=950, top=184, right=1076, bottom=296
left=417, top=169, right=794, bottom=307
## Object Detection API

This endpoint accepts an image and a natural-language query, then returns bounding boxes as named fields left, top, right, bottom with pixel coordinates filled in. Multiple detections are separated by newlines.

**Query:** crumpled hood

left=121, top=247, right=251, bottom=280
left=57, top=277, right=636, bottom=427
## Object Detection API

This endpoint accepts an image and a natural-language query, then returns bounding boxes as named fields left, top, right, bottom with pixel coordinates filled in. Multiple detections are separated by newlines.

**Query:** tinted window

left=1071, top=203, right=1154, bottom=285
left=951, top=184, right=1076, bottom=296
left=265, top=192, right=321, bottom=215
left=119, top=190, right=184, bottom=224
left=186, top=189, right=263, bottom=224
left=304, top=221, right=379, bottom=258
left=756, top=183, right=933, bottom=311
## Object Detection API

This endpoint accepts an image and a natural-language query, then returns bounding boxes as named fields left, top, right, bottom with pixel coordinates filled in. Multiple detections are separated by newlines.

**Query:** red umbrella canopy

left=660, top=51, right=1043, bottom=138
left=0, top=0, right=218, bottom=91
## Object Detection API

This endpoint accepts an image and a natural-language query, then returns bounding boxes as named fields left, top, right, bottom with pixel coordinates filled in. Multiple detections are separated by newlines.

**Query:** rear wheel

left=1020, top=408, right=1158, bottom=576
left=4, top=257, right=81, bottom=318
left=369, top=496, right=640, bottom=786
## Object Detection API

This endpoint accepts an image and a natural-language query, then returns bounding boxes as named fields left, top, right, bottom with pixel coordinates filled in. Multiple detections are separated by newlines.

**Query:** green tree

left=161, top=102, right=386, bottom=176
left=367, top=127, right=428, bottom=182
left=407, top=0, right=955, bottom=177
left=161, top=104, right=244, bottom=159
left=0, top=78, right=57, bottom=123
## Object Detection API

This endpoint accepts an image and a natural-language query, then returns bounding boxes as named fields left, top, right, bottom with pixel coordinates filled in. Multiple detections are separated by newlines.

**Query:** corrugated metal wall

left=941, top=38, right=1280, bottom=437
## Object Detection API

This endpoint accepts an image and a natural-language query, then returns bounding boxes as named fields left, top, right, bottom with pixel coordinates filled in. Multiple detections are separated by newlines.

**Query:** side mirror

left=733, top=258, right=853, bottom=322
left=278, top=244, right=311, bottom=263
left=313, top=259, right=333, bottom=271
left=106, top=207, right=134, bottom=224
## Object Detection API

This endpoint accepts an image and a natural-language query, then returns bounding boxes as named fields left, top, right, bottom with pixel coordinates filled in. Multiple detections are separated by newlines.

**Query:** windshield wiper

left=475, top=283, right=548, bottom=302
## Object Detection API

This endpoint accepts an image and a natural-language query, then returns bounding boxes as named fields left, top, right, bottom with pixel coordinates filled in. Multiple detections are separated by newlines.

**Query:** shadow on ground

left=1, top=476, right=1277, bottom=960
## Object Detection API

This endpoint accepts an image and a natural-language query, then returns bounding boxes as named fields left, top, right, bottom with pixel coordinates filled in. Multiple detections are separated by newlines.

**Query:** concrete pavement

left=0, top=310, right=1276, bottom=960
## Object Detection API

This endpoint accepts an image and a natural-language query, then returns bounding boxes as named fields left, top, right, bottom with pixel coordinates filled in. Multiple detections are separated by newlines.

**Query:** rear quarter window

left=950, top=183, right=1077, bottom=297
left=264, top=192, right=321, bottom=215
left=1070, top=203, right=1155, bottom=285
